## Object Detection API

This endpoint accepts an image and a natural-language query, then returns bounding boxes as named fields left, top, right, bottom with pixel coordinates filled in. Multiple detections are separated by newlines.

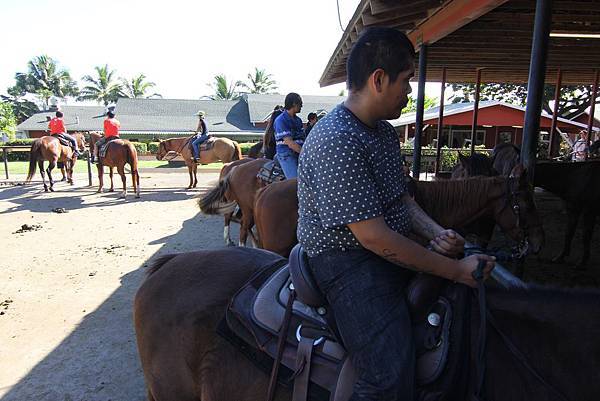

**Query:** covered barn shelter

left=320, top=0, right=600, bottom=178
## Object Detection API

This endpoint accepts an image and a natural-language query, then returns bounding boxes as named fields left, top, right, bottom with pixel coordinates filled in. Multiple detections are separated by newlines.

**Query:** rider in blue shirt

left=274, top=93, right=304, bottom=178
left=192, top=110, right=209, bottom=163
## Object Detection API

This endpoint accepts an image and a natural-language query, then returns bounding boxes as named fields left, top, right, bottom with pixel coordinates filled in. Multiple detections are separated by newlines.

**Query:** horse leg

left=238, top=212, right=254, bottom=247
left=193, top=163, right=198, bottom=188
left=47, top=161, right=56, bottom=192
left=97, top=164, right=104, bottom=193
left=67, top=159, right=74, bottom=185
left=248, top=228, right=259, bottom=248
left=132, top=167, right=140, bottom=198
left=223, top=213, right=235, bottom=246
left=109, top=167, right=115, bottom=191
left=187, top=164, right=193, bottom=189
left=118, top=165, right=127, bottom=198
left=38, top=160, right=48, bottom=192
left=576, top=208, right=597, bottom=269
left=553, top=205, right=581, bottom=264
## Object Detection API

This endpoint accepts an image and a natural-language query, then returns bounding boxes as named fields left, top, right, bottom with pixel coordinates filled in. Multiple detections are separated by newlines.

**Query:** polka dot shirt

left=297, top=103, right=411, bottom=257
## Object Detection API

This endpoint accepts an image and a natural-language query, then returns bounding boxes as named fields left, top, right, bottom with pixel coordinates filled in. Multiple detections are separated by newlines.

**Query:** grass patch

left=1, top=160, right=224, bottom=175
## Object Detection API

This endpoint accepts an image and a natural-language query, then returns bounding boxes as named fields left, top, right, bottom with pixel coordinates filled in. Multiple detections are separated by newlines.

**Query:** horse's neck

left=478, top=287, right=600, bottom=400
left=166, top=138, right=186, bottom=150
left=416, top=178, right=502, bottom=228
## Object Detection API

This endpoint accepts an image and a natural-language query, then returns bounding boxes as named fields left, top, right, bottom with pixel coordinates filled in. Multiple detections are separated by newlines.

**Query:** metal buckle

left=295, top=324, right=325, bottom=346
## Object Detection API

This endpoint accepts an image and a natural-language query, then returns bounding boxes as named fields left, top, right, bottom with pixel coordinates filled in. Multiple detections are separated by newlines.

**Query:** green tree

left=209, top=75, right=242, bottom=100
left=121, top=74, right=161, bottom=98
left=0, top=95, right=39, bottom=124
left=8, top=55, right=78, bottom=108
left=242, top=68, right=278, bottom=94
left=401, top=94, right=439, bottom=114
left=78, top=65, right=123, bottom=105
left=338, top=89, right=346, bottom=97
left=450, top=83, right=600, bottom=119
left=0, top=101, right=18, bottom=141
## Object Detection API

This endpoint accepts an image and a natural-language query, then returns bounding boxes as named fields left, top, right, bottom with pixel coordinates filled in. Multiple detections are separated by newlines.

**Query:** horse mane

left=415, top=177, right=501, bottom=220
left=147, top=254, right=178, bottom=276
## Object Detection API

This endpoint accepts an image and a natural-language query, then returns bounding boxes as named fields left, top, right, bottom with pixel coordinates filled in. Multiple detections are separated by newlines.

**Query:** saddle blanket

left=257, top=159, right=285, bottom=184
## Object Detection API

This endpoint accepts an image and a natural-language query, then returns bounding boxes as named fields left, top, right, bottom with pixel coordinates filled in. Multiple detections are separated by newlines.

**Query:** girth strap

left=292, top=337, right=315, bottom=401
left=266, top=289, right=296, bottom=401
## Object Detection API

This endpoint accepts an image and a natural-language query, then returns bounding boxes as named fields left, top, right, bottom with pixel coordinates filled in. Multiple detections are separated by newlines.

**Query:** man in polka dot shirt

left=297, top=27, right=496, bottom=401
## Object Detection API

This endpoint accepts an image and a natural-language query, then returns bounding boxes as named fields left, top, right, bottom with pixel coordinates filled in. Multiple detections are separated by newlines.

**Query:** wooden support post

left=471, top=68, right=482, bottom=154
left=87, top=151, right=93, bottom=186
left=586, top=70, right=599, bottom=160
left=521, top=0, right=552, bottom=182
left=413, top=44, right=428, bottom=180
left=435, top=67, right=447, bottom=175
left=549, top=68, right=562, bottom=159
left=3, top=148, right=8, bottom=180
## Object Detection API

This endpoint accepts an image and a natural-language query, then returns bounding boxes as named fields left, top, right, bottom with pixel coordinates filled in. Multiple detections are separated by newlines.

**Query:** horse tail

left=127, top=142, right=141, bottom=188
left=232, top=141, right=242, bottom=161
left=197, top=174, right=236, bottom=215
left=26, top=140, right=41, bottom=182
left=147, top=254, right=178, bottom=276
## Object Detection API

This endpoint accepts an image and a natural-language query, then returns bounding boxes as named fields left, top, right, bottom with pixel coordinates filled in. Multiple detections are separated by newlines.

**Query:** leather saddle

left=257, top=159, right=285, bottom=184
left=225, top=244, right=465, bottom=401
left=50, top=133, right=73, bottom=149
left=188, top=135, right=216, bottom=152
left=99, top=137, right=119, bottom=158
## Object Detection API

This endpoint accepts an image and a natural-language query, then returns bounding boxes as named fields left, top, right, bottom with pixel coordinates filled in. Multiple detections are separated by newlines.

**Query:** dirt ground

left=0, top=171, right=598, bottom=401
left=0, top=170, right=234, bottom=401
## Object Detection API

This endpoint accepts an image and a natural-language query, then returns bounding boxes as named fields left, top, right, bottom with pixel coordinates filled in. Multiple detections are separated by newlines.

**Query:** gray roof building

left=245, top=93, right=344, bottom=123
left=16, top=105, right=106, bottom=132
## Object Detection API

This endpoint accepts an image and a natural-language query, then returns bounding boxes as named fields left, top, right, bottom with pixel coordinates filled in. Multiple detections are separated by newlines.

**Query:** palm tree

left=78, top=65, right=123, bottom=105
left=121, top=74, right=161, bottom=98
left=209, top=75, right=243, bottom=100
left=243, top=68, right=278, bottom=94
left=9, top=55, right=78, bottom=108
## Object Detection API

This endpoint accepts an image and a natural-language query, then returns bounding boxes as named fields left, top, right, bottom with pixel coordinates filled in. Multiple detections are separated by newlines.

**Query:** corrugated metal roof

left=245, top=93, right=345, bottom=122
left=17, top=105, right=106, bottom=131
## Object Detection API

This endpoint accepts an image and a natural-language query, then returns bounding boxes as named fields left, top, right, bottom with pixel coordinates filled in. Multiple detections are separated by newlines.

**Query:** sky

left=1, top=0, right=444, bottom=105
left=0, top=0, right=362, bottom=100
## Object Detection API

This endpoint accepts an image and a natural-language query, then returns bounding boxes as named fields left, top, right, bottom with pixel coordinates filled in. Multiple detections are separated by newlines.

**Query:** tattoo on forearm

left=403, top=196, right=440, bottom=240
left=381, top=248, right=436, bottom=274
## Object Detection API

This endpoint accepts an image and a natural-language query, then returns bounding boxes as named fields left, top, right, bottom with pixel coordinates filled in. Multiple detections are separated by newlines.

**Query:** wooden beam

left=408, top=0, right=510, bottom=48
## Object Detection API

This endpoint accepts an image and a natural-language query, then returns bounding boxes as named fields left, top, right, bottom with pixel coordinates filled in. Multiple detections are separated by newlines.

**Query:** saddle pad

left=257, top=159, right=285, bottom=184
left=199, top=136, right=216, bottom=151
left=51, top=134, right=71, bottom=148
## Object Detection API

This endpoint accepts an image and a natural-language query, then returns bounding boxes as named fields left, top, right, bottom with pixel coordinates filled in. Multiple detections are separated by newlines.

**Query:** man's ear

left=372, top=69, right=386, bottom=93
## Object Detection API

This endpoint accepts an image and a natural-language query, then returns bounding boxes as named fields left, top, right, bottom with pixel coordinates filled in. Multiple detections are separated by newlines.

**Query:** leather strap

left=266, top=289, right=296, bottom=401
left=292, top=336, right=314, bottom=401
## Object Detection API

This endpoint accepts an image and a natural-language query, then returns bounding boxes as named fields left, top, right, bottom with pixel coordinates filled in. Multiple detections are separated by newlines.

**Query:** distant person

left=572, top=130, right=590, bottom=162
left=191, top=110, right=210, bottom=163
left=48, top=111, right=80, bottom=156
left=93, top=110, right=120, bottom=163
left=304, top=112, right=318, bottom=137
left=274, top=93, right=304, bottom=178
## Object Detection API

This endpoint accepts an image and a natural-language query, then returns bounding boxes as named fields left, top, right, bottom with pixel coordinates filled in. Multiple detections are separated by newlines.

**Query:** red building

left=391, top=101, right=596, bottom=149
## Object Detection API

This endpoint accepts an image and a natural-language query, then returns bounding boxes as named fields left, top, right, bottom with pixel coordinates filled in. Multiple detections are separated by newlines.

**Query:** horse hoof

left=135, top=194, right=141, bottom=198
left=44, top=187, right=49, bottom=192
left=108, top=188, right=115, bottom=192
left=226, top=242, right=236, bottom=247
left=120, top=192, right=127, bottom=199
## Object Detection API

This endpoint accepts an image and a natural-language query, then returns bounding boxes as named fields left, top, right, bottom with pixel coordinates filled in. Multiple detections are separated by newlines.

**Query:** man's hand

left=429, top=229, right=465, bottom=257
left=453, top=254, right=495, bottom=288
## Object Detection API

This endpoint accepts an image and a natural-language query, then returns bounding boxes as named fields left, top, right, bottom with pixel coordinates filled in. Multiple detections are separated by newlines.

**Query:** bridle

left=498, top=176, right=531, bottom=259
left=471, top=261, right=570, bottom=401
left=159, top=139, right=188, bottom=162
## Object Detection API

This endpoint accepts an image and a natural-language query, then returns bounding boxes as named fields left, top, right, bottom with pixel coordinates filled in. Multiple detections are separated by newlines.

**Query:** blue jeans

left=276, top=152, right=298, bottom=179
left=308, top=249, right=415, bottom=401
left=192, top=135, right=209, bottom=159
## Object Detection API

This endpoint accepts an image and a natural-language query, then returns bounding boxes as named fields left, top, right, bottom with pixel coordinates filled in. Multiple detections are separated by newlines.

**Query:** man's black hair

left=346, top=27, right=416, bottom=91
left=107, top=111, right=115, bottom=118
left=284, top=93, right=302, bottom=110
left=56, top=111, right=63, bottom=118
left=307, top=112, right=318, bottom=121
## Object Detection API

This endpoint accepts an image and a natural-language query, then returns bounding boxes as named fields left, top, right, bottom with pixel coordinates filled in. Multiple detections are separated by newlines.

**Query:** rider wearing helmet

left=191, top=110, right=210, bottom=163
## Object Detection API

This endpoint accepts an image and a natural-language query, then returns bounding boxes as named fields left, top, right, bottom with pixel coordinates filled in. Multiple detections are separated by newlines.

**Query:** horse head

left=74, top=132, right=86, bottom=153
left=451, top=152, right=495, bottom=179
left=491, top=163, right=544, bottom=254
left=156, top=140, right=167, bottom=161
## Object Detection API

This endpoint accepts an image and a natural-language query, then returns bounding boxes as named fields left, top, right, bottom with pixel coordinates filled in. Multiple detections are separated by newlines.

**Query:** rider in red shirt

left=48, top=111, right=81, bottom=156
left=93, top=110, right=121, bottom=163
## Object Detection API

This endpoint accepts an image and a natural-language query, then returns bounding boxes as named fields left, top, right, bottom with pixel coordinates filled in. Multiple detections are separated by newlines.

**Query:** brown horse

left=198, top=158, right=269, bottom=246
left=215, top=158, right=256, bottom=246
left=134, top=246, right=600, bottom=401
left=89, top=132, right=140, bottom=198
left=26, top=132, right=86, bottom=192
left=459, top=144, right=600, bottom=268
left=156, top=137, right=242, bottom=189
left=254, top=166, right=544, bottom=257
